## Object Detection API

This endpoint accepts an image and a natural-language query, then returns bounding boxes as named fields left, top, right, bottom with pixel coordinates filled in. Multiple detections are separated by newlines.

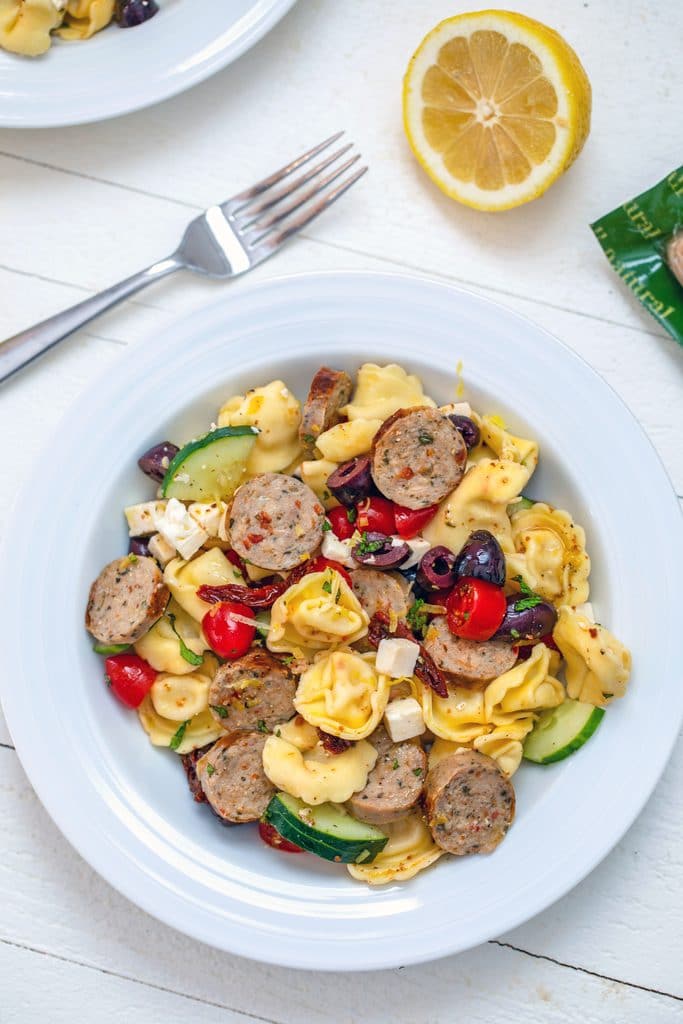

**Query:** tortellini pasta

left=57, top=0, right=114, bottom=39
left=484, top=644, right=564, bottom=726
left=164, top=548, right=244, bottom=623
left=262, top=716, right=377, bottom=805
left=315, top=418, right=383, bottom=462
left=135, top=599, right=210, bottom=676
left=149, top=663, right=215, bottom=722
left=553, top=607, right=631, bottom=707
left=423, top=459, right=531, bottom=556
left=299, top=458, right=339, bottom=510
left=137, top=697, right=222, bottom=755
left=218, top=380, right=302, bottom=474
left=267, top=570, right=369, bottom=657
left=507, top=503, right=591, bottom=606
left=421, top=685, right=490, bottom=743
left=473, top=725, right=531, bottom=777
left=0, top=0, right=63, bottom=55
left=347, top=813, right=444, bottom=885
left=341, top=363, right=435, bottom=422
left=478, top=414, right=539, bottom=472
left=294, top=649, right=390, bottom=740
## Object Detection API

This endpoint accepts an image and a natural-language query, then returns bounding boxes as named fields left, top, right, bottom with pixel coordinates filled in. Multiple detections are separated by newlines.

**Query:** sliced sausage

left=196, top=732, right=274, bottom=824
left=351, top=568, right=410, bottom=621
left=346, top=726, right=426, bottom=826
left=424, top=616, right=517, bottom=687
left=229, top=473, right=325, bottom=571
left=208, top=648, right=296, bottom=732
left=425, top=749, right=515, bottom=855
left=371, top=407, right=467, bottom=509
left=85, top=554, right=169, bottom=645
left=300, top=367, right=353, bottom=448
left=180, top=743, right=213, bottom=803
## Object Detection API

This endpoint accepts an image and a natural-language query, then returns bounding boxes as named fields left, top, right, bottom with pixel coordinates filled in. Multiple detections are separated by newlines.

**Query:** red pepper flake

left=247, top=533, right=264, bottom=545
left=256, top=511, right=272, bottom=529
left=397, top=466, right=414, bottom=480
left=589, top=627, right=598, bottom=639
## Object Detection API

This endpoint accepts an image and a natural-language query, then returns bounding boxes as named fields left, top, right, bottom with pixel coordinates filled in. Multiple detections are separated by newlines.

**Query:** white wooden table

left=1, top=2, right=681, bottom=1020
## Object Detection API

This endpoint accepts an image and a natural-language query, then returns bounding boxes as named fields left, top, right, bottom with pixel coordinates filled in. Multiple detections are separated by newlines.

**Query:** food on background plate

left=403, top=10, right=591, bottom=210
left=0, top=0, right=158, bottom=58
left=85, top=361, right=632, bottom=886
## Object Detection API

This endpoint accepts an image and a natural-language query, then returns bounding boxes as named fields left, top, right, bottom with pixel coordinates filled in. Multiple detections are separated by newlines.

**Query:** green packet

left=590, top=166, right=683, bottom=345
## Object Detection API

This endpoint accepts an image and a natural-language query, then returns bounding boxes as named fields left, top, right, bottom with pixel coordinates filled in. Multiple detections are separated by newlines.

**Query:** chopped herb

left=412, top=767, right=423, bottom=777
left=206, top=763, right=215, bottom=776
left=510, top=628, right=521, bottom=640
left=355, top=531, right=385, bottom=556
left=322, top=490, right=331, bottom=501
left=335, top=589, right=341, bottom=604
left=168, top=613, right=203, bottom=666
left=127, top=553, right=138, bottom=563
left=104, top=674, right=112, bottom=689
left=169, top=720, right=190, bottom=751
left=346, top=507, right=357, bottom=524
left=322, top=519, right=332, bottom=532
left=391, top=758, right=399, bottom=770
left=210, top=704, right=229, bottom=718
left=282, top=655, right=295, bottom=666
left=512, top=575, right=543, bottom=611
left=303, top=433, right=315, bottom=445
left=321, top=579, right=333, bottom=594
left=406, top=598, right=428, bottom=638
left=275, top=728, right=282, bottom=738
left=233, top=570, right=242, bottom=579
left=257, top=719, right=269, bottom=733
left=418, top=432, right=434, bottom=445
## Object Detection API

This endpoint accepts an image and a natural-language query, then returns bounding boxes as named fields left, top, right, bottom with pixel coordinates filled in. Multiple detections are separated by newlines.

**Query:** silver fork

left=0, top=132, right=367, bottom=385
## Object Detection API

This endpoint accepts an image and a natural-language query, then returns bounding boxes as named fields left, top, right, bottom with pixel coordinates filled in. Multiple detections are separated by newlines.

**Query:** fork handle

left=0, top=256, right=181, bottom=385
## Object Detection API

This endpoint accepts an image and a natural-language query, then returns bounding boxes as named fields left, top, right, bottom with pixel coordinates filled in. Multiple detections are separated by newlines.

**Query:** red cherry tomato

left=258, top=821, right=303, bottom=853
left=355, top=497, right=396, bottom=535
left=104, top=653, right=157, bottom=709
left=446, top=577, right=506, bottom=642
left=326, top=506, right=356, bottom=541
left=393, top=502, right=440, bottom=539
left=305, top=556, right=353, bottom=587
left=202, top=601, right=256, bottom=659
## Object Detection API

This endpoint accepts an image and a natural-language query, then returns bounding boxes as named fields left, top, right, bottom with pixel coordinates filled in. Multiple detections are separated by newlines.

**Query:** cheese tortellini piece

left=423, top=459, right=531, bottom=556
left=218, top=380, right=302, bottom=474
left=262, top=717, right=377, bottom=805
left=315, top=418, right=383, bottom=462
left=553, top=607, right=631, bottom=707
left=294, top=649, right=391, bottom=740
left=421, top=685, right=490, bottom=743
left=164, top=548, right=243, bottom=623
left=341, top=363, right=435, bottom=422
left=267, top=570, right=369, bottom=657
left=507, top=503, right=591, bottom=606
left=473, top=724, right=532, bottom=777
left=0, top=0, right=63, bottom=55
left=137, top=697, right=222, bottom=755
left=149, top=661, right=216, bottom=722
left=478, top=414, right=539, bottom=472
left=299, top=458, right=339, bottom=510
left=347, top=813, right=444, bottom=885
left=135, top=600, right=210, bottom=676
left=57, top=0, right=114, bottom=39
left=484, top=644, right=564, bottom=726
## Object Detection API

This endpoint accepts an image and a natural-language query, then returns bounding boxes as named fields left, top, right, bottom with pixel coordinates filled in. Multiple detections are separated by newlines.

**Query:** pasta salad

left=0, top=0, right=158, bottom=58
left=85, top=363, right=632, bottom=885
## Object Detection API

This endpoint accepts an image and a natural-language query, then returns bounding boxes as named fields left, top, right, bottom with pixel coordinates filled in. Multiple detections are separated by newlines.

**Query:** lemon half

left=403, top=10, right=591, bottom=211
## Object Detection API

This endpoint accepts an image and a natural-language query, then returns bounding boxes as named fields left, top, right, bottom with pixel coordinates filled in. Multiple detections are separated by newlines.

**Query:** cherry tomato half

left=446, top=577, right=506, bottom=642
left=104, top=653, right=157, bottom=709
left=326, top=505, right=356, bottom=541
left=258, top=821, right=303, bottom=854
left=355, top=497, right=396, bottom=536
left=393, top=502, right=440, bottom=539
left=202, top=601, right=256, bottom=659
left=306, top=556, right=353, bottom=587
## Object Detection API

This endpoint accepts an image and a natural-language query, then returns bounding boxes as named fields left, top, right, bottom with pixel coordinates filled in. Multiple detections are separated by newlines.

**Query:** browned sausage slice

left=229, top=473, right=325, bottom=571
left=346, top=726, right=426, bottom=826
left=208, top=648, right=296, bottom=731
left=300, top=367, right=353, bottom=448
left=196, top=732, right=274, bottom=824
left=371, top=407, right=467, bottom=509
left=350, top=568, right=410, bottom=621
left=425, top=750, right=515, bottom=854
left=423, top=616, right=517, bottom=688
left=85, top=554, right=169, bottom=645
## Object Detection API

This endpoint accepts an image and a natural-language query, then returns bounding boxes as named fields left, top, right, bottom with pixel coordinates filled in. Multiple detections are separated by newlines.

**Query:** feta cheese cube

left=401, top=537, right=431, bottom=569
left=188, top=501, right=228, bottom=538
left=376, top=637, right=420, bottom=678
left=439, top=401, right=472, bottom=418
left=147, top=532, right=176, bottom=567
left=153, top=497, right=208, bottom=560
left=384, top=697, right=425, bottom=742
left=124, top=501, right=167, bottom=537
left=321, top=532, right=356, bottom=568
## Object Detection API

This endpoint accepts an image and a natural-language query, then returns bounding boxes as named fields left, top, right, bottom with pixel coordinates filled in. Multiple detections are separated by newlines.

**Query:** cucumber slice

left=507, top=495, right=535, bottom=517
left=161, top=427, right=258, bottom=502
left=264, top=793, right=388, bottom=864
left=523, top=699, right=605, bottom=764
left=93, top=642, right=131, bottom=655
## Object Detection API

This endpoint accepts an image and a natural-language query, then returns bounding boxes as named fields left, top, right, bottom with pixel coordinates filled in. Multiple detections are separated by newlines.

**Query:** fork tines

left=224, top=132, right=367, bottom=252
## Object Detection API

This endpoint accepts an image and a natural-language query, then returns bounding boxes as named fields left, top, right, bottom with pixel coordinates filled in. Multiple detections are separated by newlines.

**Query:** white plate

left=0, top=0, right=296, bottom=128
left=2, top=272, right=682, bottom=971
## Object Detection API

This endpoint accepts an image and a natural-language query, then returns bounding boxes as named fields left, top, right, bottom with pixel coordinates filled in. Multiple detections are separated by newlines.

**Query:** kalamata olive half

left=494, top=596, right=558, bottom=643
left=327, top=456, right=374, bottom=507
left=116, top=0, right=159, bottom=26
left=454, top=530, right=506, bottom=587
left=352, top=532, right=410, bottom=568
left=416, top=546, right=458, bottom=592
left=448, top=414, right=480, bottom=451
left=129, top=537, right=151, bottom=558
left=137, top=441, right=179, bottom=482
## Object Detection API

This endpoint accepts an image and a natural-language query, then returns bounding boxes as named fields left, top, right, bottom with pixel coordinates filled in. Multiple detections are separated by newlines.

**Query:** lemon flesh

left=403, top=10, right=591, bottom=211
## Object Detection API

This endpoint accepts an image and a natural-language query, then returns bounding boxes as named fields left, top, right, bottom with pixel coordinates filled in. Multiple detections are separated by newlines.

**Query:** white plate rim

left=0, top=0, right=297, bottom=128
left=2, top=269, right=682, bottom=971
